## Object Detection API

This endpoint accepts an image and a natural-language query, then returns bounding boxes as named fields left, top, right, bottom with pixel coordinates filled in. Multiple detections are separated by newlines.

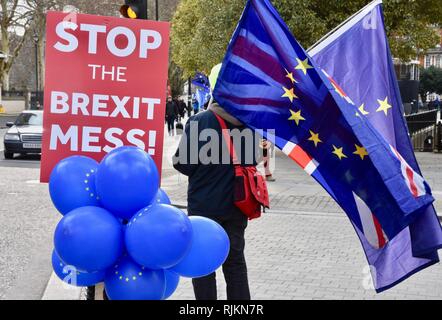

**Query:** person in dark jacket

left=178, top=99, right=187, bottom=120
left=165, top=96, right=178, bottom=136
left=173, top=102, right=258, bottom=300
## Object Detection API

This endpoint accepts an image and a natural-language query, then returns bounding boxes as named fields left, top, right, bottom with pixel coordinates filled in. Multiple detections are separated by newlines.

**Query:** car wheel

left=4, top=151, right=13, bottom=159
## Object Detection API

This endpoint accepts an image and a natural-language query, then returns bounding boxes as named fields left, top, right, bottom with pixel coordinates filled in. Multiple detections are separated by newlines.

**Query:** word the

left=88, top=64, right=127, bottom=82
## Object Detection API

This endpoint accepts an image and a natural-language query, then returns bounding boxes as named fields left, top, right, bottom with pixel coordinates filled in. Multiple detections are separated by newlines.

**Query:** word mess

left=49, top=125, right=157, bottom=155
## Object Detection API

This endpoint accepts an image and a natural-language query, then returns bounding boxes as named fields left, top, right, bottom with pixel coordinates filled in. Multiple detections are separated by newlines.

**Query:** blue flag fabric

left=309, top=0, right=442, bottom=291
left=192, top=72, right=211, bottom=90
left=196, top=88, right=211, bottom=109
left=213, top=0, right=440, bottom=291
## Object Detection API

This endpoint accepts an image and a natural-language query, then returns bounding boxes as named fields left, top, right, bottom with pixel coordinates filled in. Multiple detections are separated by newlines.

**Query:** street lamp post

left=33, top=32, right=39, bottom=109
left=155, top=0, right=159, bottom=21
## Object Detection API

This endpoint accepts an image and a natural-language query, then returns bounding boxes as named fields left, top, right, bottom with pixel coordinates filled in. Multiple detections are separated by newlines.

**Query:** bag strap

left=212, top=111, right=239, bottom=165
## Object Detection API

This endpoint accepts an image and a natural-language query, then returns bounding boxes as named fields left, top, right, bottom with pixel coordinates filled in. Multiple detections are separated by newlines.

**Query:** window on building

left=425, top=55, right=431, bottom=68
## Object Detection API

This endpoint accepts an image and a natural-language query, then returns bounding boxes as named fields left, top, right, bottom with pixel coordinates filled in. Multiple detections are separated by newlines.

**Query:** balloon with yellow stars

left=104, top=255, right=166, bottom=300
left=125, top=204, right=193, bottom=269
left=49, top=156, right=100, bottom=216
left=52, top=250, right=105, bottom=287
left=96, top=146, right=160, bottom=220
left=54, top=206, right=124, bottom=273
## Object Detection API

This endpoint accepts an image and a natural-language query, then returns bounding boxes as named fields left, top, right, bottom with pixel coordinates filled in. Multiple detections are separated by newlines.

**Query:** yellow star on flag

left=358, top=104, right=370, bottom=116
left=332, top=145, right=347, bottom=160
left=282, top=86, right=298, bottom=102
left=285, top=69, right=297, bottom=84
left=288, top=109, right=305, bottom=126
left=295, top=58, right=313, bottom=75
left=353, top=144, right=369, bottom=160
left=376, top=97, right=392, bottom=116
left=308, top=130, right=322, bottom=147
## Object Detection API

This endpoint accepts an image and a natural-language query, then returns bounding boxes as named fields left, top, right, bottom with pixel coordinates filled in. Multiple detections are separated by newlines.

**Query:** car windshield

left=15, top=113, right=43, bottom=126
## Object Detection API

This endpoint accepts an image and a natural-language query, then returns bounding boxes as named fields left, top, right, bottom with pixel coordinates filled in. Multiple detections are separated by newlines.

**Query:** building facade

left=420, top=29, right=442, bottom=102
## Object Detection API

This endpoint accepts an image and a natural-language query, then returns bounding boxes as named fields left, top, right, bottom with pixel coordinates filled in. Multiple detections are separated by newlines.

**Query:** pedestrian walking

left=165, top=96, right=178, bottom=136
left=173, top=101, right=259, bottom=300
left=260, top=139, right=275, bottom=181
left=178, top=99, right=187, bottom=121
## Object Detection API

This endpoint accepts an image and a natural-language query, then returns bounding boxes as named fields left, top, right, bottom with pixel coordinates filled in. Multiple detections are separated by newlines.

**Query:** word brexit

left=50, top=91, right=160, bottom=120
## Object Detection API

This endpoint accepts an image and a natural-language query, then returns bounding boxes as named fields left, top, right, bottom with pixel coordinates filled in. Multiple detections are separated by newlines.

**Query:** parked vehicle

left=3, top=110, right=43, bottom=159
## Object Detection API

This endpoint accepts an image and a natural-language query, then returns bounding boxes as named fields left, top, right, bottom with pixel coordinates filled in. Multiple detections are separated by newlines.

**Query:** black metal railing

left=405, top=109, right=438, bottom=135
left=405, top=109, right=442, bottom=152
left=1, top=90, right=26, bottom=98
left=410, top=125, right=436, bottom=152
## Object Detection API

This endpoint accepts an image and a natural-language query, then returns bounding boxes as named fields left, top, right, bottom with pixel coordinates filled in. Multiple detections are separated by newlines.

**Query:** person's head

left=167, top=96, right=172, bottom=102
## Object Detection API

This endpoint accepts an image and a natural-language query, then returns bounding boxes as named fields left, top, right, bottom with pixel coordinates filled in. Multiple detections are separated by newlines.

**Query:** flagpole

left=307, top=0, right=382, bottom=55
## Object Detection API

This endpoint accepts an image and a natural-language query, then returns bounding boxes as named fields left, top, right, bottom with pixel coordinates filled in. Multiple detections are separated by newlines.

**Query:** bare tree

left=0, top=0, right=34, bottom=90
left=4, top=0, right=177, bottom=91
left=2, top=0, right=119, bottom=91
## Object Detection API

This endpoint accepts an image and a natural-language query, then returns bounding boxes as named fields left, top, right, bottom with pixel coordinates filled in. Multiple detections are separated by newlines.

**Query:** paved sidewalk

left=161, top=130, right=442, bottom=300
left=11, top=121, right=440, bottom=300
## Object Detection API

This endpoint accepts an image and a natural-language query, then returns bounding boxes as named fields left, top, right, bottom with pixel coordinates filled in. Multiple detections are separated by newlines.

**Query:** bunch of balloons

left=49, top=146, right=230, bottom=300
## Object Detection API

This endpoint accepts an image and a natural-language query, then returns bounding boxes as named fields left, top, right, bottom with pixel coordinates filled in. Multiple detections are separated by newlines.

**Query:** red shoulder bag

left=213, top=111, right=270, bottom=220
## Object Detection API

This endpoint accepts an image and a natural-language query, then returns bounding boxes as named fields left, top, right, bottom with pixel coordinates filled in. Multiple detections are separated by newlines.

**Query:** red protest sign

left=40, top=12, right=170, bottom=182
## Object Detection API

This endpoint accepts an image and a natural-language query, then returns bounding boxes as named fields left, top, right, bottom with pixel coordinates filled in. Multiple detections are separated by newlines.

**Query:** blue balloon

left=52, top=250, right=104, bottom=287
left=163, top=270, right=180, bottom=300
left=104, top=255, right=165, bottom=300
left=95, top=146, right=160, bottom=220
left=125, top=204, right=193, bottom=269
left=171, top=216, right=230, bottom=278
left=49, top=156, right=100, bottom=215
left=54, top=206, right=124, bottom=273
left=154, top=188, right=171, bottom=205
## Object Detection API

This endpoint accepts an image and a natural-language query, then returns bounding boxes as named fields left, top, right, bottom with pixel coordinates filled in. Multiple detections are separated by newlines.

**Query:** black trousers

left=191, top=209, right=250, bottom=300
left=166, top=116, right=175, bottom=134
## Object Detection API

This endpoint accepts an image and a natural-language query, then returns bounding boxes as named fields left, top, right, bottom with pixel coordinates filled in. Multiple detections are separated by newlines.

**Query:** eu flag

left=213, top=0, right=440, bottom=291
left=309, top=0, right=442, bottom=292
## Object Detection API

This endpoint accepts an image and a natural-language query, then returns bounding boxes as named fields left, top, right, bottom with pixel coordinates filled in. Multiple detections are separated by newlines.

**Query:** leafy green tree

left=168, top=62, right=186, bottom=98
left=420, top=66, right=442, bottom=101
left=171, top=0, right=442, bottom=77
